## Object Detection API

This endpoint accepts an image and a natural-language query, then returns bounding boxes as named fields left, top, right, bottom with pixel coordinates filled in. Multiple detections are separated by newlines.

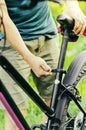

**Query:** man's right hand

left=29, top=55, right=52, bottom=77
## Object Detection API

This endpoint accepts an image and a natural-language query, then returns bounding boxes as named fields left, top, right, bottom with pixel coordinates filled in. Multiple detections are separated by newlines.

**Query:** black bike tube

left=0, top=80, right=31, bottom=130
left=50, top=29, right=69, bottom=111
left=0, top=55, right=54, bottom=118
left=47, top=30, right=69, bottom=130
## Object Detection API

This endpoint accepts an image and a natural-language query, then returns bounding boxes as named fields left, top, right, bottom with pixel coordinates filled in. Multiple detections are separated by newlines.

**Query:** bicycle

left=0, top=13, right=86, bottom=130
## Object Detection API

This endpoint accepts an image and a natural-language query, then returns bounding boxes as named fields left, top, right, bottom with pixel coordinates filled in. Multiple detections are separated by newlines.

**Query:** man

left=0, top=0, right=86, bottom=130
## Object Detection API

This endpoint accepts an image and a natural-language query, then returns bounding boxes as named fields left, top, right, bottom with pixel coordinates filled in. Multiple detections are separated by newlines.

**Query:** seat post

left=50, top=28, right=69, bottom=111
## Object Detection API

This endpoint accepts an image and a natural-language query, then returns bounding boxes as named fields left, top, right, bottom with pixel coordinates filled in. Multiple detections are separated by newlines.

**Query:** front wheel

left=60, top=66, right=86, bottom=130
left=67, top=66, right=86, bottom=130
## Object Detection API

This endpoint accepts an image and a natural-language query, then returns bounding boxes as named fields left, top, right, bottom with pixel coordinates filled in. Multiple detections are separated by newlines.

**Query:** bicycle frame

left=0, top=54, right=55, bottom=130
left=0, top=33, right=69, bottom=130
left=0, top=14, right=86, bottom=130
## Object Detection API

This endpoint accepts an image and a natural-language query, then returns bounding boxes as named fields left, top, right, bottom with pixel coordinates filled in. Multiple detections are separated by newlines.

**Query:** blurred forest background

left=0, top=1, right=86, bottom=130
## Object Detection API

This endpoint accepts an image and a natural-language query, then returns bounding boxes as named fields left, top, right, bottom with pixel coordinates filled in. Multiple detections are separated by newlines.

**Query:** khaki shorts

left=25, top=36, right=59, bottom=98
left=0, top=40, right=29, bottom=109
left=0, top=36, right=59, bottom=109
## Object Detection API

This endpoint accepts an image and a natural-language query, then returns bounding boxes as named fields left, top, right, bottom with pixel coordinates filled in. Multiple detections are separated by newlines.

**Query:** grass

left=0, top=110, right=4, bottom=130
left=25, top=77, right=43, bottom=127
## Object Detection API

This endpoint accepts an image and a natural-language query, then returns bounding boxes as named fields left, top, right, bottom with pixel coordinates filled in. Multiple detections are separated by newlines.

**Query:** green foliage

left=64, top=35, right=86, bottom=70
left=49, top=2, right=64, bottom=25
left=25, top=75, right=43, bottom=127
left=79, top=1, right=86, bottom=14
left=0, top=110, right=4, bottom=130
left=26, top=99, right=43, bottom=127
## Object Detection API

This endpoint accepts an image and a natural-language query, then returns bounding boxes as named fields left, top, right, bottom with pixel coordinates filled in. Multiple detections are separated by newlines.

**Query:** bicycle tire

left=60, top=66, right=86, bottom=130
left=58, top=51, right=86, bottom=130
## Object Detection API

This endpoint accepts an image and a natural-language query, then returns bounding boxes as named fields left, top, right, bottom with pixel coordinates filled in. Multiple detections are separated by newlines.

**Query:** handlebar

left=58, top=26, right=86, bottom=36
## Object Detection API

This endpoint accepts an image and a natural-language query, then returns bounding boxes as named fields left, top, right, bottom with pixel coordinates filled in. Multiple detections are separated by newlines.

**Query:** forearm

left=65, top=0, right=79, bottom=6
left=0, top=6, right=35, bottom=67
left=64, top=0, right=80, bottom=14
left=1, top=16, right=34, bottom=63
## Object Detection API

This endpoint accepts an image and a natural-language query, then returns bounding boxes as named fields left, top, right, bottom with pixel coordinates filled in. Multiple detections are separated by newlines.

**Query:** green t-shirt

left=1, top=0, right=57, bottom=40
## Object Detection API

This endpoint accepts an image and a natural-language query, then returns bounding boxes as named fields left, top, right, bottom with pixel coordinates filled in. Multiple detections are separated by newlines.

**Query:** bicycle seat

left=57, top=14, right=79, bottom=42
left=57, top=14, right=74, bottom=32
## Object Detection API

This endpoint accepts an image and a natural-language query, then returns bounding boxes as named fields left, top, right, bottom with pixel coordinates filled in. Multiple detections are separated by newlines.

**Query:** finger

left=37, top=69, right=52, bottom=77
left=39, top=64, right=52, bottom=76
left=41, top=63, right=51, bottom=72
left=80, top=24, right=86, bottom=35
left=74, top=24, right=83, bottom=34
left=41, top=70, right=52, bottom=76
left=74, top=17, right=86, bottom=34
left=44, top=71, right=52, bottom=76
left=74, top=21, right=80, bottom=30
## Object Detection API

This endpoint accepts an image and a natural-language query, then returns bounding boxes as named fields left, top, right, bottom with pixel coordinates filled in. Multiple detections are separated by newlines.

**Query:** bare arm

left=64, top=0, right=86, bottom=34
left=0, top=1, right=51, bottom=77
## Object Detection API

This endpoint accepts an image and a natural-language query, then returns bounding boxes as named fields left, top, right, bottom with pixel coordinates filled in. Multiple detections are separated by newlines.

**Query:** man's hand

left=73, top=8, right=86, bottom=35
left=64, top=0, right=86, bottom=35
left=29, top=56, right=52, bottom=77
